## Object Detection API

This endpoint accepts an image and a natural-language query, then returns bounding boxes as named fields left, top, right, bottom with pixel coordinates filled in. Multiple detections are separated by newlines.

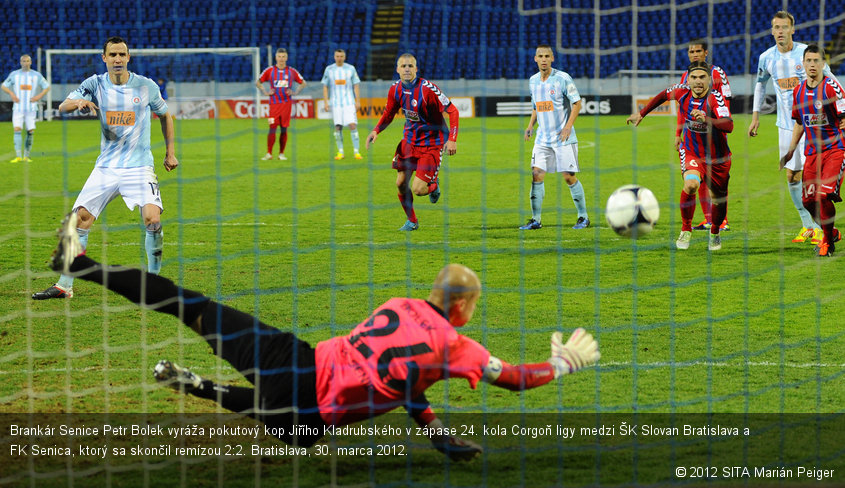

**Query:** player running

left=366, top=53, right=459, bottom=231
left=780, top=44, right=845, bottom=257
left=627, top=61, right=734, bottom=251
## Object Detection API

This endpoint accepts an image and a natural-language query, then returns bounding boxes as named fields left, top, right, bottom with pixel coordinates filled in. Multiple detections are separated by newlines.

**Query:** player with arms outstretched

left=256, top=48, right=306, bottom=161
left=627, top=62, right=733, bottom=251
left=46, top=213, right=600, bottom=460
left=366, top=53, right=459, bottom=231
left=780, top=44, right=845, bottom=257
left=679, top=39, right=732, bottom=231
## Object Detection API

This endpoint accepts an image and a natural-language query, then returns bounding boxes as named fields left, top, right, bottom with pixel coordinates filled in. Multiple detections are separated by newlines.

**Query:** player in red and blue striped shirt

left=628, top=61, right=734, bottom=251
left=256, top=48, right=306, bottom=161
left=366, top=53, right=459, bottom=231
left=781, top=44, right=845, bottom=257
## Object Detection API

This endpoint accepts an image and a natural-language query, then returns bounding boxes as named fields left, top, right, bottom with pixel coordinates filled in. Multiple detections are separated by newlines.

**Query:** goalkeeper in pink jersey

left=46, top=213, right=600, bottom=461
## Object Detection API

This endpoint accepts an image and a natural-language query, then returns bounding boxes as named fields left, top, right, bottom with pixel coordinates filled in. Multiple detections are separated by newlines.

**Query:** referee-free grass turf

left=2, top=114, right=844, bottom=487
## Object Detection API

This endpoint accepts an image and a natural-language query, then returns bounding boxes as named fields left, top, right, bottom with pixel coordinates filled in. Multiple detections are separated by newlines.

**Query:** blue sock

left=13, top=132, right=22, bottom=157
left=351, top=130, right=360, bottom=153
left=334, top=130, right=344, bottom=153
left=145, top=226, right=164, bottom=275
left=24, top=131, right=33, bottom=157
left=569, top=179, right=588, bottom=219
left=57, top=228, right=88, bottom=289
left=531, top=181, right=545, bottom=222
left=789, top=181, right=817, bottom=229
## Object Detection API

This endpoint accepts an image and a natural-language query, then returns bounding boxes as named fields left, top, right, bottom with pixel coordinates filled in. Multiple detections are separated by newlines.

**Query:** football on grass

left=605, top=185, right=660, bottom=237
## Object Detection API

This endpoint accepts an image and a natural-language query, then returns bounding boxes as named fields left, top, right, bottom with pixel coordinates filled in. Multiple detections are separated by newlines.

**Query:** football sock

left=69, top=254, right=210, bottom=325
left=23, top=131, right=33, bottom=157
left=334, top=130, right=343, bottom=153
left=57, top=228, right=88, bottom=290
left=680, top=190, right=696, bottom=231
left=279, top=129, right=288, bottom=154
left=350, top=130, right=360, bottom=153
left=266, top=129, right=277, bottom=154
left=398, top=190, right=417, bottom=223
left=790, top=181, right=817, bottom=229
left=530, top=181, right=545, bottom=222
left=13, top=131, right=22, bottom=157
left=698, top=183, right=712, bottom=222
left=710, top=201, right=727, bottom=235
left=819, top=199, right=836, bottom=244
left=145, top=224, right=163, bottom=275
left=568, top=180, right=588, bottom=219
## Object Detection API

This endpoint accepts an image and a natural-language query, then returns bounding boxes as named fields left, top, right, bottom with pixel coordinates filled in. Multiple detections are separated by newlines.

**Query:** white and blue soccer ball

left=605, top=185, right=660, bottom=237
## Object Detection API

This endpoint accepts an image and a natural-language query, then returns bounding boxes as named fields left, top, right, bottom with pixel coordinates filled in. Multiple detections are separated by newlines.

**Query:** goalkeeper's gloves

left=431, top=435, right=483, bottom=462
left=548, top=328, right=600, bottom=378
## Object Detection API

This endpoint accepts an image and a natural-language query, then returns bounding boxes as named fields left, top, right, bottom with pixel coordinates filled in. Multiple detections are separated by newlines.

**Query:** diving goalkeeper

left=47, top=213, right=600, bottom=461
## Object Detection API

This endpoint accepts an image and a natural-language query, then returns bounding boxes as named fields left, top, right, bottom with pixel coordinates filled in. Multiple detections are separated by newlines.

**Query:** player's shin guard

left=791, top=181, right=817, bottom=229
left=57, top=228, right=88, bottom=290
left=13, top=131, right=22, bottom=157
left=350, top=130, right=360, bottom=153
left=698, top=183, right=712, bottom=223
left=24, top=131, right=33, bottom=157
left=279, top=129, right=288, bottom=154
left=267, top=129, right=277, bottom=154
left=531, top=181, right=545, bottom=222
left=398, top=190, right=417, bottom=223
left=334, top=130, right=343, bottom=153
left=680, top=190, right=696, bottom=231
left=68, top=255, right=210, bottom=325
left=145, top=222, right=163, bottom=275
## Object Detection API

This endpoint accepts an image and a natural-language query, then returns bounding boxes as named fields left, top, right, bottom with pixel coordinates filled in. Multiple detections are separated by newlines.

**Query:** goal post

left=44, top=47, right=262, bottom=121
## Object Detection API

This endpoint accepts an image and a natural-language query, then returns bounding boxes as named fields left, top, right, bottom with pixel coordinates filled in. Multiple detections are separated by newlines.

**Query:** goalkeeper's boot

left=572, top=217, right=590, bottom=229
left=429, top=178, right=441, bottom=204
left=154, top=360, right=203, bottom=393
left=675, top=230, right=692, bottom=250
left=354, top=153, right=363, bottom=160
left=708, top=232, right=722, bottom=251
left=792, top=227, right=813, bottom=243
left=519, top=219, right=542, bottom=230
left=692, top=220, right=711, bottom=231
left=399, top=220, right=419, bottom=231
left=334, top=152, right=344, bottom=160
left=32, top=284, right=73, bottom=300
left=48, top=212, right=83, bottom=275
left=261, top=153, right=273, bottom=160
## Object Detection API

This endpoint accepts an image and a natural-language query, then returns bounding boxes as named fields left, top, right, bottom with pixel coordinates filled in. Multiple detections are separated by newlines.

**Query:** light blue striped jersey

left=755, top=42, right=835, bottom=130
left=321, top=63, right=360, bottom=108
left=3, top=69, right=49, bottom=113
left=529, top=69, right=580, bottom=147
left=67, top=73, right=167, bottom=168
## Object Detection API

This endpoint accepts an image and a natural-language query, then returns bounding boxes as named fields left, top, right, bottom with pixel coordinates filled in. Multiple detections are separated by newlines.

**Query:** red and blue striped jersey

left=641, top=84, right=733, bottom=164
left=375, top=78, right=453, bottom=146
left=259, top=65, right=304, bottom=104
left=791, top=77, right=845, bottom=156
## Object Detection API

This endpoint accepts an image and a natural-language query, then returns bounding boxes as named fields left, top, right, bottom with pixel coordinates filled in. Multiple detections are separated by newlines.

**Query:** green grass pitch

left=2, top=114, right=844, bottom=486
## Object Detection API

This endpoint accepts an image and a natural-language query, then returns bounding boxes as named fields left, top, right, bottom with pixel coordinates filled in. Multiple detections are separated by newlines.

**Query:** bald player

left=46, top=213, right=601, bottom=461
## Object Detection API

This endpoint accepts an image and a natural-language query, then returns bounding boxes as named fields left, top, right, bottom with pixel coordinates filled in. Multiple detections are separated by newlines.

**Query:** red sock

left=279, top=132, right=288, bottom=154
left=698, top=183, right=712, bottom=222
left=428, top=181, right=438, bottom=194
left=267, top=132, right=276, bottom=154
left=819, top=199, right=836, bottom=243
left=680, top=190, right=696, bottom=231
left=711, top=201, right=727, bottom=235
left=398, top=191, right=417, bottom=223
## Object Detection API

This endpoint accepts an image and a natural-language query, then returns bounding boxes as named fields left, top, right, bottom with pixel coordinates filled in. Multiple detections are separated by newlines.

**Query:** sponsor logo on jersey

left=335, top=79, right=346, bottom=85
left=686, top=119, right=708, bottom=133
left=20, top=84, right=32, bottom=91
left=778, top=77, right=800, bottom=90
left=106, top=111, right=136, bottom=126
left=275, top=80, right=289, bottom=88
left=402, top=109, right=420, bottom=121
left=536, top=101, right=554, bottom=112
left=803, top=113, right=828, bottom=127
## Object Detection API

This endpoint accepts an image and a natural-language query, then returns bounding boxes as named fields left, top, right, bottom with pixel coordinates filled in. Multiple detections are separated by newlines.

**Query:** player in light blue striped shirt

left=321, top=49, right=362, bottom=159
left=33, top=36, right=178, bottom=300
left=2, top=54, right=50, bottom=162
left=520, top=45, right=589, bottom=230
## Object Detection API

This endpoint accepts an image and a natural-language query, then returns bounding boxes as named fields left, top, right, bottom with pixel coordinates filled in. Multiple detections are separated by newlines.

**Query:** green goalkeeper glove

left=548, top=328, right=600, bottom=378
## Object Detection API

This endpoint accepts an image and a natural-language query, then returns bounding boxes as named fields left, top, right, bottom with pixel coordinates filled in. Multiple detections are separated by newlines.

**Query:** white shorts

left=531, top=144, right=579, bottom=173
left=73, top=166, right=163, bottom=218
left=331, top=104, right=358, bottom=126
left=12, top=112, right=36, bottom=130
left=779, top=126, right=806, bottom=172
